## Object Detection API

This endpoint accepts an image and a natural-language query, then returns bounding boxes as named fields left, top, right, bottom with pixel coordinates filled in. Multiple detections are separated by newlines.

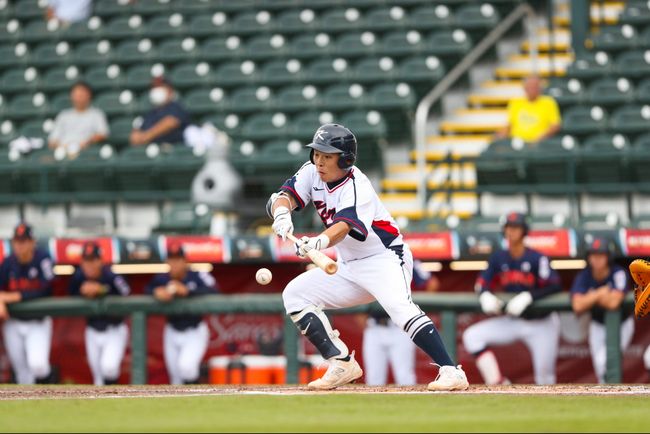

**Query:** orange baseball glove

left=629, top=259, right=650, bottom=318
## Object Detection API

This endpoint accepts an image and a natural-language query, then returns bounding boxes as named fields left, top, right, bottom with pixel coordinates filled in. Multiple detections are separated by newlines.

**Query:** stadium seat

left=407, top=5, right=455, bottom=31
left=142, top=13, right=187, bottom=39
left=160, top=146, right=204, bottom=195
left=350, top=57, right=396, bottom=83
left=40, top=66, right=82, bottom=93
left=289, top=33, right=333, bottom=59
left=94, top=0, right=135, bottom=18
left=560, top=105, right=609, bottom=136
left=63, top=17, right=106, bottom=41
left=66, top=146, right=117, bottom=200
left=13, top=0, right=46, bottom=20
left=475, top=139, right=526, bottom=191
left=7, top=93, right=49, bottom=120
left=369, top=82, right=415, bottom=109
left=244, top=34, right=290, bottom=60
left=72, top=40, right=115, bottom=65
left=201, top=113, right=243, bottom=138
left=634, top=78, right=650, bottom=104
left=169, top=62, right=216, bottom=89
left=341, top=110, right=387, bottom=139
left=260, top=59, right=306, bottom=87
left=19, top=119, right=50, bottom=141
left=0, top=20, right=22, bottom=44
left=108, top=116, right=137, bottom=148
left=363, top=6, right=408, bottom=33
left=184, top=87, right=230, bottom=115
left=275, top=8, right=320, bottom=34
left=186, top=12, right=231, bottom=38
left=305, top=57, right=351, bottom=85
left=241, top=112, right=291, bottom=141
left=94, top=90, right=140, bottom=116
left=335, top=32, right=379, bottom=58
left=156, top=37, right=200, bottom=64
left=322, top=83, right=369, bottom=111
left=230, top=10, right=275, bottom=35
left=610, top=105, right=650, bottom=134
left=84, top=64, right=125, bottom=90
left=396, top=55, right=446, bottom=89
left=30, top=41, right=73, bottom=67
left=566, top=51, right=614, bottom=79
left=455, top=3, right=500, bottom=29
left=380, top=30, right=425, bottom=57
left=214, top=61, right=259, bottom=88
left=526, top=135, right=578, bottom=191
left=591, top=25, right=637, bottom=52
left=546, top=77, right=586, bottom=106
left=273, top=85, right=321, bottom=112
left=291, top=111, right=333, bottom=139
left=20, top=19, right=64, bottom=43
left=427, top=29, right=473, bottom=57
left=620, top=2, right=650, bottom=26
left=133, top=0, right=176, bottom=16
left=21, top=149, right=66, bottom=203
left=104, top=15, right=146, bottom=40
left=114, top=145, right=164, bottom=200
left=125, top=65, right=163, bottom=90
left=319, top=8, right=365, bottom=33
left=0, top=42, right=30, bottom=67
left=1, top=67, right=40, bottom=94
left=578, top=133, right=631, bottom=187
left=0, top=119, right=17, bottom=148
left=586, top=77, right=635, bottom=106
left=155, top=202, right=208, bottom=234
left=614, top=50, right=650, bottom=78
left=115, top=38, right=158, bottom=65
left=198, top=35, right=243, bottom=62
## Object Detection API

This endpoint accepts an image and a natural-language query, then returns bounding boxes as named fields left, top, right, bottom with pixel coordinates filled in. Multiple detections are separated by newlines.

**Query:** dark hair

left=71, top=81, right=94, bottom=97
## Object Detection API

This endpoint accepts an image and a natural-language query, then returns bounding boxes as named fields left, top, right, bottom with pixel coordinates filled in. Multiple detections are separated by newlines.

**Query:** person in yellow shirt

left=495, top=76, right=562, bottom=144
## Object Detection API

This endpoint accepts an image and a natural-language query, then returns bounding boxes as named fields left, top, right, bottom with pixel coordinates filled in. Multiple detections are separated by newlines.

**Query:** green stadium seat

left=0, top=42, right=30, bottom=67
left=631, top=132, right=650, bottom=183
left=289, top=33, right=333, bottom=59
left=369, top=82, right=415, bottom=109
left=72, top=40, right=115, bottom=65
left=614, top=50, right=650, bottom=78
left=6, top=93, right=49, bottom=120
left=364, top=6, right=408, bottom=32
left=241, top=112, right=291, bottom=141
left=49, top=92, right=71, bottom=113
left=455, top=3, right=500, bottom=29
left=560, top=105, right=609, bottom=136
left=40, top=66, right=83, bottom=93
left=22, top=148, right=67, bottom=202
left=184, top=87, right=230, bottom=115
left=634, top=78, right=650, bottom=104
left=527, top=135, right=578, bottom=188
left=335, top=32, right=379, bottom=57
left=397, top=55, right=446, bottom=88
left=1, top=67, right=40, bottom=94
left=620, top=2, right=650, bottom=26
left=114, top=38, right=158, bottom=64
left=318, top=8, right=364, bottom=33
left=172, top=0, right=215, bottom=14
left=476, top=139, right=525, bottom=189
left=94, top=90, right=140, bottom=116
left=350, top=57, right=396, bottom=83
left=244, top=34, right=289, bottom=60
left=30, top=41, right=73, bottom=66
left=201, top=113, right=243, bottom=138
left=13, top=0, right=46, bottom=20
left=275, top=9, right=319, bottom=34
left=214, top=61, right=259, bottom=88
left=230, top=86, right=274, bottom=114
left=273, top=85, right=321, bottom=112
left=591, top=25, right=637, bottom=52
left=20, top=19, right=64, bottom=43
left=104, top=15, right=145, bottom=40
left=19, top=119, right=50, bottom=141
left=142, top=13, right=187, bottom=39
left=63, top=17, right=106, bottom=41
left=0, top=119, right=18, bottom=147
left=84, top=64, right=125, bottom=90
left=66, top=146, right=117, bottom=199
left=230, top=10, right=275, bottom=35
left=305, top=57, right=351, bottom=85
left=0, top=19, right=22, bottom=43
left=380, top=30, right=425, bottom=57
left=156, top=37, right=200, bottom=64
left=94, top=0, right=135, bottom=18
left=546, top=77, right=586, bottom=106
left=160, top=146, right=204, bottom=194
left=407, top=5, right=455, bottom=30
left=610, top=105, right=650, bottom=134
left=199, top=36, right=242, bottom=62
left=169, top=62, right=216, bottom=89
left=0, top=94, right=7, bottom=119
left=186, top=12, right=231, bottom=38
left=578, top=133, right=631, bottom=185
left=566, top=51, right=614, bottom=79
left=427, top=29, right=473, bottom=57
left=587, top=77, right=635, bottom=106
left=260, top=59, right=306, bottom=87
left=341, top=110, right=387, bottom=139
left=124, top=65, right=163, bottom=90
left=133, top=0, right=175, bottom=16
left=257, top=140, right=310, bottom=168
left=114, top=145, right=164, bottom=200
left=108, top=117, right=136, bottom=148
left=291, top=111, right=331, bottom=139
left=155, top=202, right=208, bottom=234
left=322, top=83, right=369, bottom=111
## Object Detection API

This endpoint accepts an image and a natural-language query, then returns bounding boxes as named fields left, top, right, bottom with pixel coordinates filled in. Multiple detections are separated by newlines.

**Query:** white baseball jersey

left=281, top=163, right=404, bottom=262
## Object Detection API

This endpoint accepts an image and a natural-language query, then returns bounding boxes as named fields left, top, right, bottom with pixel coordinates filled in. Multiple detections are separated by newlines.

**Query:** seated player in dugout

left=493, top=75, right=562, bottom=145
left=147, top=243, right=219, bottom=385
left=462, top=212, right=562, bottom=385
left=268, top=123, right=468, bottom=391
left=68, top=241, right=131, bottom=386
left=571, top=237, right=634, bottom=384
left=130, top=77, right=191, bottom=146
left=0, top=223, right=56, bottom=384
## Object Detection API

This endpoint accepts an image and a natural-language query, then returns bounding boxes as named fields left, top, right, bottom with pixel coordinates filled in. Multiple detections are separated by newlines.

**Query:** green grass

left=0, top=394, right=646, bottom=432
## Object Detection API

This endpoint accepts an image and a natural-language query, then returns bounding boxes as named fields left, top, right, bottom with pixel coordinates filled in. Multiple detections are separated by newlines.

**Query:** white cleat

left=427, top=365, right=469, bottom=391
left=308, top=352, right=363, bottom=390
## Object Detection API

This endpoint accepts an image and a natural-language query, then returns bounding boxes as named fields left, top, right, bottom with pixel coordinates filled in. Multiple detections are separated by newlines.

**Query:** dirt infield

left=0, top=384, right=649, bottom=400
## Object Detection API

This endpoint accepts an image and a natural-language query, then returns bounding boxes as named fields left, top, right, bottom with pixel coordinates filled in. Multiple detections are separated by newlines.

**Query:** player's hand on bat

left=295, top=234, right=330, bottom=258
left=505, top=291, right=533, bottom=317
left=272, top=206, right=293, bottom=240
left=479, top=291, right=504, bottom=315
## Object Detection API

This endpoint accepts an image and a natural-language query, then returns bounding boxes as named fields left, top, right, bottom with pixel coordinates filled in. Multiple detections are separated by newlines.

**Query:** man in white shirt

left=47, top=0, right=92, bottom=24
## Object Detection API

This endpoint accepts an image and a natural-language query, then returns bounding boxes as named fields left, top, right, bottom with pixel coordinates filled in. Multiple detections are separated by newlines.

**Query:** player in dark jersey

left=571, top=237, right=633, bottom=383
left=68, top=241, right=131, bottom=385
left=462, top=212, right=562, bottom=385
left=146, top=243, right=218, bottom=384
left=0, top=222, right=55, bottom=384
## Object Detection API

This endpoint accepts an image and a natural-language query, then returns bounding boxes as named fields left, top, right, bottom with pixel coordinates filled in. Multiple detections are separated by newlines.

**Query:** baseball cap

left=12, top=222, right=33, bottom=240
left=167, top=242, right=186, bottom=259
left=587, top=237, right=610, bottom=255
left=503, top=212, right=527, bottom=228
left=81, top=241, right=102, bottom=260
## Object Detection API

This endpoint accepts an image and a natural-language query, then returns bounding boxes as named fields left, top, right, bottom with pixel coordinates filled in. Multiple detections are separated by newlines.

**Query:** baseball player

left=462, top=212, right=562, bottom=385
left=268, top=123, right=468, bottom=391
left=0, top=223, right=55, bottom=384
left=362, top=261, right=439, bottom=386
left=68, top=241, right=131, bottom=385
left=570, top=237, right=634, bottom=384
left=146, top=243, right=218, bottom=385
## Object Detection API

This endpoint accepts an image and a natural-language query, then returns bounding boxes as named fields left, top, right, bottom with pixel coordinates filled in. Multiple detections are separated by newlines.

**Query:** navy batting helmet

left=502, top=212, right=529, bottom=235
left=586, top=237, right=612, bottom=261
left=306, top=124, right=357, bottom=170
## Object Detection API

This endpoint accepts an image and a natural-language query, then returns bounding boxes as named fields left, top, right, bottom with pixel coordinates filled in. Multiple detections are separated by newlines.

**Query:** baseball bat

left=286, top=233, right=338, bottom=275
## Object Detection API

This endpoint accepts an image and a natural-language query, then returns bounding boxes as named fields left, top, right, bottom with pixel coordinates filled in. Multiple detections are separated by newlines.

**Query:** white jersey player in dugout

left=267, top=123, right=469, bottom=390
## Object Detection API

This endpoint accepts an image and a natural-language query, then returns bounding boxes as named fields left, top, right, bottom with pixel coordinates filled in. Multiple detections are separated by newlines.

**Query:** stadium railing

left=7, top=292, right=632, bottom=385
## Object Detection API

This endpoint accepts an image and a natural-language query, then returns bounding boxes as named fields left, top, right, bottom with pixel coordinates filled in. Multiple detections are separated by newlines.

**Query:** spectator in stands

left=494, top=75, right=562, bottom=145
left=570, top=237, right=634, bottom=384
left=46, top=0, right=92, bottom=25
left=68, top=241, right=131, bottom=386
left=48, top=81, right=109, bottom=156
left=130, top=77, right=191, bottom=146
left=146, top=243, right=219, bottom=384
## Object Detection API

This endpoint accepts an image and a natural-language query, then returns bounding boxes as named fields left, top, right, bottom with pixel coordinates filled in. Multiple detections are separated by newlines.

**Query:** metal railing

left=7, top=292, right=631, bottom=384
left=413, top=2, right=538, bottom=210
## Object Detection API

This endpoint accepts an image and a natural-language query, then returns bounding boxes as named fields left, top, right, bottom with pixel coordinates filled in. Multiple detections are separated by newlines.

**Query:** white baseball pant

left=363, top=319, right=416, bottom=385
left=2, top=317, right=52, bottom=384
left=283, top=247, right=421, bottom=331
left=588, top=316, right=634, bottom=384
left=163, top=322, right=209, bottom=385
left=463, top=313, right=560, bottom=385
left=85, top=324, right=129, bottom=386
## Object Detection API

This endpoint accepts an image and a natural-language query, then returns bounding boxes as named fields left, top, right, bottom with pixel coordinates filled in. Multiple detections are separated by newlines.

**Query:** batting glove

left=479, top=291, right=504, bottom=315
left=295, top=234, right=330, bottom=258
left=272, top=206, right=294, bottom=241
left=505, top=291, right=533, bottom=317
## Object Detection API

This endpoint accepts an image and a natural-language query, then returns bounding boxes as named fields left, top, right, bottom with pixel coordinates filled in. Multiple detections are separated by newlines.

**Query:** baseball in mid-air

left=256, top=268, right=272, bottom=285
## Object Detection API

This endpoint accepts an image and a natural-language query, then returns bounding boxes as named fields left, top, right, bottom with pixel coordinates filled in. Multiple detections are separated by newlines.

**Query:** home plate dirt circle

left=1, top=384, right=649, bottom=400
